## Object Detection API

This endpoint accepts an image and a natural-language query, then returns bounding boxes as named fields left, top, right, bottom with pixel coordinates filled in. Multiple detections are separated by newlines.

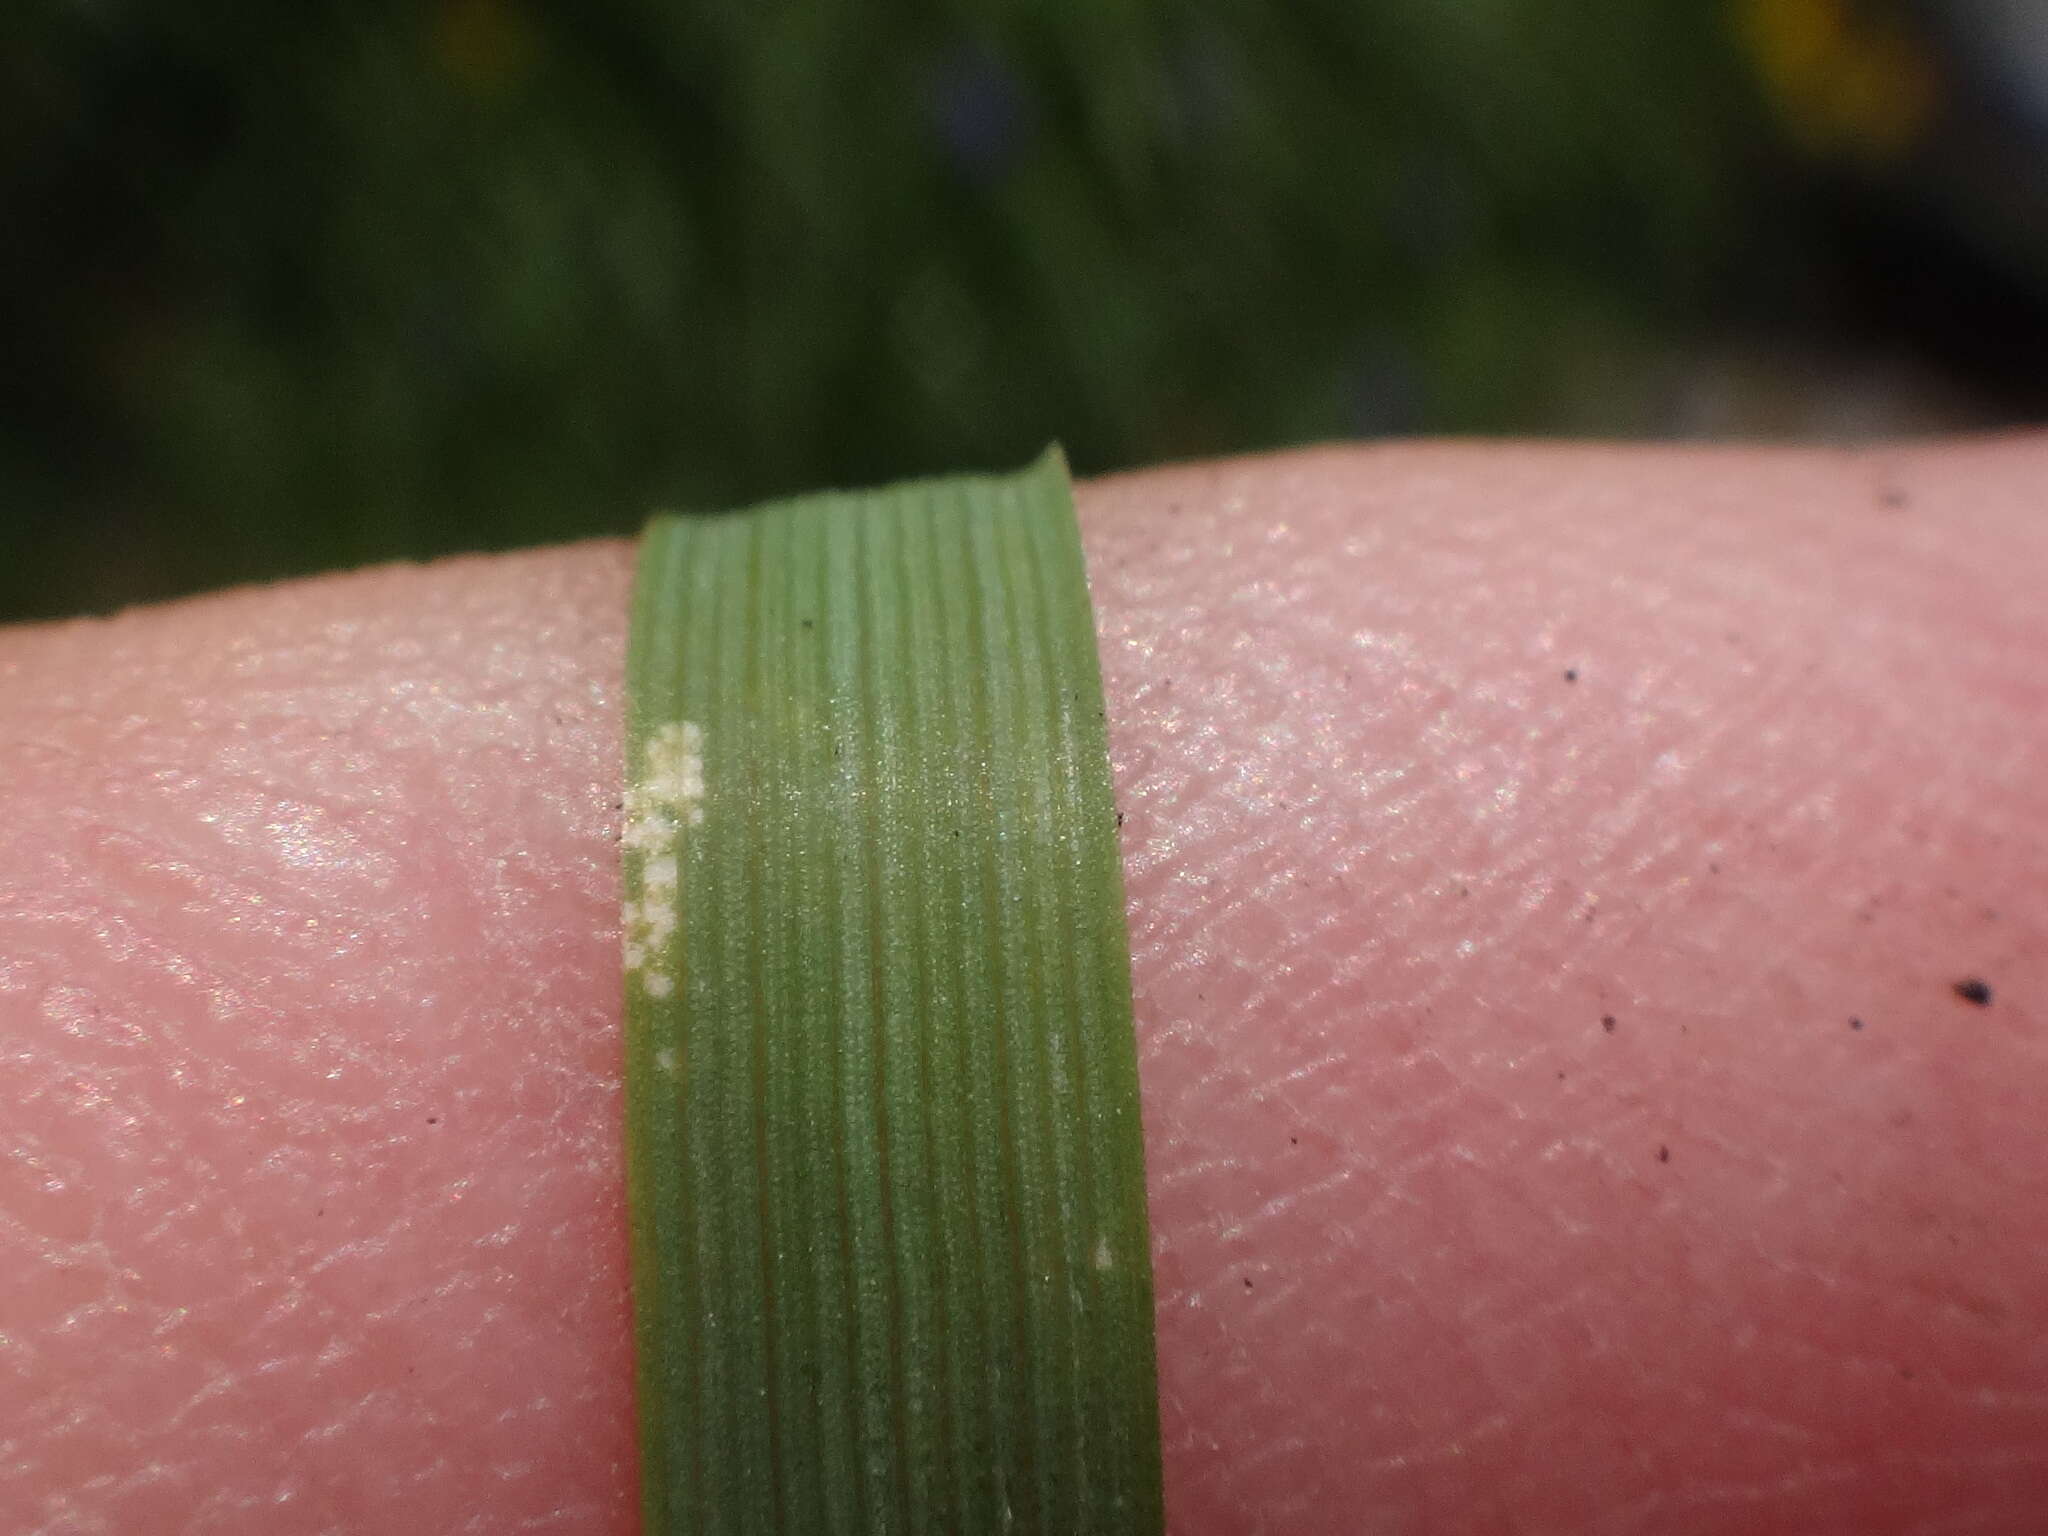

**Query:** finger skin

left=3, top=438, right=2045, bottom=1533
left=1090, top=440, right=2048, bottom=1534
left=0, top=550, right=640, bottom=1533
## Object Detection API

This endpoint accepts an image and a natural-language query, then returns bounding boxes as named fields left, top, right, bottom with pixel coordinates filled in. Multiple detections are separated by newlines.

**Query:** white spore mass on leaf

left=623, top=720, right=704, bottom=995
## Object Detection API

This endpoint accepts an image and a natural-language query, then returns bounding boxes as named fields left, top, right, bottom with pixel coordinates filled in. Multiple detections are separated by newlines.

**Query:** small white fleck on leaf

left=623, top=721, right=704, bottom=995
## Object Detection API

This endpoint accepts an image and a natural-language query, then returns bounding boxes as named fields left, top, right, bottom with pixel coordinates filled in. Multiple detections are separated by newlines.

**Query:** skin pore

left=3, top=437, right=2045, bottom=1533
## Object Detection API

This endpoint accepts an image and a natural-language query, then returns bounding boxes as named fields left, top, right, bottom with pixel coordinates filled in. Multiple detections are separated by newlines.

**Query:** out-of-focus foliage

left=1, top=0, right=2044, bottom=619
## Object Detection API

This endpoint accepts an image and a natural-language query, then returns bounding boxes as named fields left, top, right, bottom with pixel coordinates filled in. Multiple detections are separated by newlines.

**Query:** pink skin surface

left=3, top=438, right=2046, bottom=1534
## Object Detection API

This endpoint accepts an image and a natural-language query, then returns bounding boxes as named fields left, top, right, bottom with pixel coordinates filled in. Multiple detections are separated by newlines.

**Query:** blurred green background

left=5, top=0, right=2047, bottom=621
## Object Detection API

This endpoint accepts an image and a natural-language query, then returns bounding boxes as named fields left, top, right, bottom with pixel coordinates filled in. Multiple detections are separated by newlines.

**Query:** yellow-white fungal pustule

left=623, top=721, right=704, bottom=994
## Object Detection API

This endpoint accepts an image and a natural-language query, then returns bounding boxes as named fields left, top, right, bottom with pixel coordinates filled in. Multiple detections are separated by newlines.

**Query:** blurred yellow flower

left=1736, top=0, right=1938, bottom=160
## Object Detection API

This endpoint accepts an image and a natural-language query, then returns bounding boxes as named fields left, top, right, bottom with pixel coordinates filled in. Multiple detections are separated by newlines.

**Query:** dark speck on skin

left=1880, top=487, right=1908, bottom=509
left=1657, top=1145, right=1670, bottom=1163
left=427, top=1116, right=440, bottom=1125
left=1243, top=1277, right=1254, bottom=1291
left=1850, top=1017, right=1865, bottom=1031
left=1953, top=978, right=1993, bottom=1007
left=1563, top=668, right=1579, bottom=683
left=1601, top=1014, right=1617, bottom=1033
left=1115, top=811, right=1126, bottom=829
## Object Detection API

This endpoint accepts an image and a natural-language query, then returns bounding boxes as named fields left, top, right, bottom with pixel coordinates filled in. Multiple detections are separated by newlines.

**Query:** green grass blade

left=623, top=448, right=1162, bottom=1536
